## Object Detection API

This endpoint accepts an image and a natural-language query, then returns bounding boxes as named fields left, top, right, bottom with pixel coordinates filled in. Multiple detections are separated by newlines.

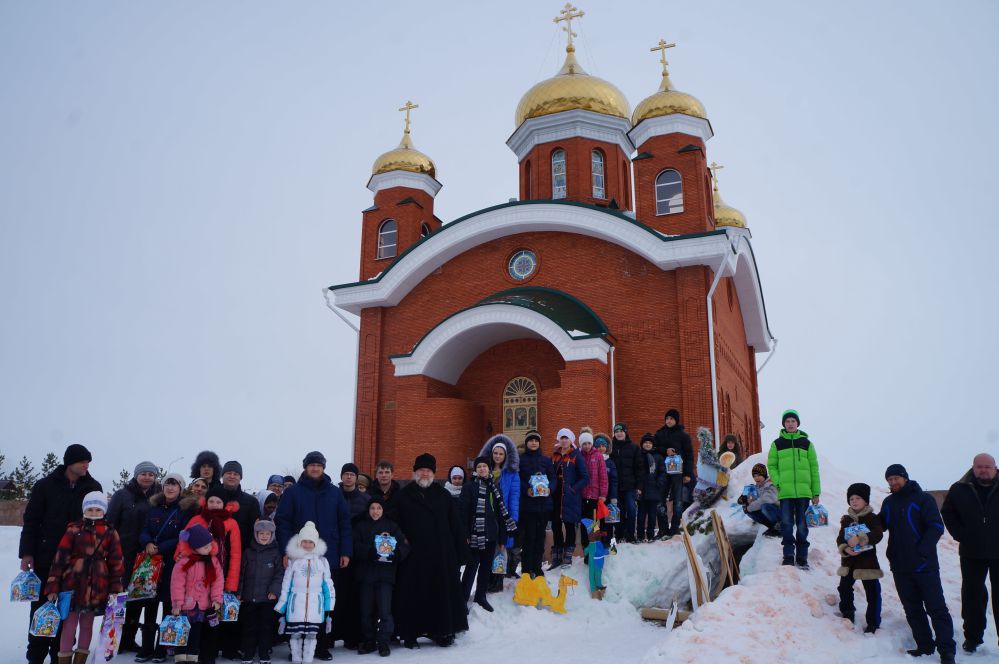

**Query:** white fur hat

left=556, top=428, right=576, bottom=446
left=297, top=520, right=320, bottom=543
left=82, top=490, right=108, bottom=515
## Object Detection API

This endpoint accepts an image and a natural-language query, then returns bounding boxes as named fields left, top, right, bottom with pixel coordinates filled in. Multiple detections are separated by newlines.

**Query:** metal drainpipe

left=707, top=235, right=743, bottom=449
left=609, top=345, right=616, bottom=428
left=757, top=337, right=779, bottom=374
left=323, top=288, right=360, bottom=333
left=323, top=287, right=360, bottom=460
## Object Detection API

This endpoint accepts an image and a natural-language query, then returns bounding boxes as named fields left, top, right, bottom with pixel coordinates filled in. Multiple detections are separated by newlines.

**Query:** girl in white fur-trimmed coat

left=275, top=521, right=334, bottom=663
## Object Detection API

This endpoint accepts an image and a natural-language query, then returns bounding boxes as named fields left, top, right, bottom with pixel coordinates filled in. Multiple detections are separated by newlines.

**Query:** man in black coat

left=653, top=409, right=694, bottom=537
left=393, top=453, right=468, bottom=649
left=18, top=444, right=102, bottom=664
left=880, top=464, right=956, bottom=663
left=610, top=423, right=641, bottom=542
left=218, top=459, right=261, bottom=660
left=942, top=453, right=999, bottom=654
left=106, top=460, right=161, bottom=654
left=332, top=462, right=370, bottom=650
left=370, top=460, right=402, bottom=522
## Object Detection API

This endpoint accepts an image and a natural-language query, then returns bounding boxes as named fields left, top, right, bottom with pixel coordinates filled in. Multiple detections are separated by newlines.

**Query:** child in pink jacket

left=171, top=524, right=224, bottom=663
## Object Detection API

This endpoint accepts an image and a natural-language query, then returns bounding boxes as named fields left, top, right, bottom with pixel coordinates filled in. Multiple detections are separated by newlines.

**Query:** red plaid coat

left=43, top=519, right=125, bottom=611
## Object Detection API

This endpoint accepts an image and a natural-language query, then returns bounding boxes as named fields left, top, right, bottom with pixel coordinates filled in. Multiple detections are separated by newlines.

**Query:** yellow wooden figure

left=513, top=574, right=578, bottom=614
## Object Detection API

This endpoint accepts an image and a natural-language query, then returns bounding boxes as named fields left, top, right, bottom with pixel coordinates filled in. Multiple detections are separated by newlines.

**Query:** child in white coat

left=275, top=522, right=334, bottom=664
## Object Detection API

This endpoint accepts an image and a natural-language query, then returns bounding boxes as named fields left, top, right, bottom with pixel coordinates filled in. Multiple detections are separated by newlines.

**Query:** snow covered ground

left=3, top=454, right=995, bottom=663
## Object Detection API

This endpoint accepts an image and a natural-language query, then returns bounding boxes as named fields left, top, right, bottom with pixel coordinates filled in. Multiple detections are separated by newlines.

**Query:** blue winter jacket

left=554, top=447, right=589, bottom=524
left=879, top=480, right=945, bottom=573
left=275, top=473, right=353, bottom=567
left=519, top=448, right=557, bottom=514
left=604, top=456, right=619, bottom=502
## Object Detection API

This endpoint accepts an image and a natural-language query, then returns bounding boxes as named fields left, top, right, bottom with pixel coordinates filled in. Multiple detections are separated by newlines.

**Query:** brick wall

left=632, top=133, right=714, bottom=236
left=520, top=137, right=632, bottom=211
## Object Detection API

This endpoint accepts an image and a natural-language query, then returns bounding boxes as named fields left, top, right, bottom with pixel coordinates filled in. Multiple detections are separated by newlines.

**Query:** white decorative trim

left=506, top=110, right=634, bottom=162
left=366, top=171, right=442, bottom=198
left=329, top=203, right=773, bottom=351
left=391, top=304, right=610, bottom=384
left=628, top=114, right=713, bottom=148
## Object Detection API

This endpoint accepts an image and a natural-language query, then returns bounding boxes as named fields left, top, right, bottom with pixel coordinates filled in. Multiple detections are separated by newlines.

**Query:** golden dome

left=515, top=46, right=631, bottom=128
left=371, top=129, right=436, bottom=178
left=713, top=188, right=747, bottom=229
left=632, top=71, right=707, bottom=124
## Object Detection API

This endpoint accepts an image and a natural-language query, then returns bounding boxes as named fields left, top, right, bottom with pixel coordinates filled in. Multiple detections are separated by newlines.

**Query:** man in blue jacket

left=275, top=451, right=353, bottom=661
left=880, top=464, right=955, bottom=663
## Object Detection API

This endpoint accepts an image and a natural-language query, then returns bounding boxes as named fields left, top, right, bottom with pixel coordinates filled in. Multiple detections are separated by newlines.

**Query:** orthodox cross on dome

left=554, top=3, right=585, bottom=50
left=398, top=100, right=419, bottom=136
left=650, top=38, right=676, bottom=78
left=709, top=161, right=724, bottom=191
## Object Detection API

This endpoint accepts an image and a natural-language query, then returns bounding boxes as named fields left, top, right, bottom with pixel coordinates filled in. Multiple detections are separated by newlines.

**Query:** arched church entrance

left=503, top=376, right=538, bottom=449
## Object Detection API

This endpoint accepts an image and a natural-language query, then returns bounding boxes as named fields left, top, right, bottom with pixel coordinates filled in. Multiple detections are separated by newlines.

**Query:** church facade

left=328, top=12, right=774, bottom=474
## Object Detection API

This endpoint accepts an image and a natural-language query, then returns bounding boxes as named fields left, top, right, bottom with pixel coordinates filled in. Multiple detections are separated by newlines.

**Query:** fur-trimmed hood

left=286, top=533, right=328, bottom=560
left=479, top=434, right=520, bottom=472
left=149, top=492, right=200, bottom=511
left=190, top=450, right=222, bottom=481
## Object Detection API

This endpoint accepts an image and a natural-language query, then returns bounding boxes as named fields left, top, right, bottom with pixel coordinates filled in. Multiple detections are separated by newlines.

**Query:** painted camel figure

left=513, top=574, right=579, bottom=614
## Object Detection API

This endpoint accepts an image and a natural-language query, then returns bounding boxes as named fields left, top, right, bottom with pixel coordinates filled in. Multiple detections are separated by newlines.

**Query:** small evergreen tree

left=112, top=468, right=131, bottom=492
left=40, top=452, right=60, bottom=476
left=8, top=456, right=39, bottom=500
left=0, top=453, right=6, bottom=479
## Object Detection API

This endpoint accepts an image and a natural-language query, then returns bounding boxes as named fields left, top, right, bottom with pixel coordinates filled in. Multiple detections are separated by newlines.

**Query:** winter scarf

left=469, top=476, right=517, bottom=551
left=444, top=482, right=462, bottom=498
left=182, top=553, right=218, bottom=586
left=203, top=508, right=231, bottom=546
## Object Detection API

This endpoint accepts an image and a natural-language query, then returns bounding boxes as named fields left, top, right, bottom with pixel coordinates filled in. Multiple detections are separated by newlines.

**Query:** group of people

left=16, top=410, right=999, bottom=664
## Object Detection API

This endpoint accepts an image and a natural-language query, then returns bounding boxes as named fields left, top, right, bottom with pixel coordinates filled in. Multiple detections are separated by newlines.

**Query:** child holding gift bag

left=171, top=524, right=224, bottom=663
left=43, top=490, right=125, bottom=664
left=352, top=496, right=409, bottom=656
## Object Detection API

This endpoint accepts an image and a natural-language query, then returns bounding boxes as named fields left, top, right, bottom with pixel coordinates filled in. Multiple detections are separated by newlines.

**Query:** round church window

left=508, top=250, right=537, bottom=280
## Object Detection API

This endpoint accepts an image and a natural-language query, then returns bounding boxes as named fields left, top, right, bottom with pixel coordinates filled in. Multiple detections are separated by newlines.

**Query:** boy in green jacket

left=767, top=409, right=821, bottom=569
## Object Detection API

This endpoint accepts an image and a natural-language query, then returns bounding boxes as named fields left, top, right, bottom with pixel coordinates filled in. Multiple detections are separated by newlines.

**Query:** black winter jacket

left=340, top=484, right=372, bottom=524
left=518, top=448, right=557, bottom=514
left=107, top=478, right=160, bottom=578
left=636, top=451, right=667, bottom=502
left=139, top=493, right=196, bottom=602
left=879, top=480, right=946, bottom=573
left=653, top=424, right=694, bottom=480
left=352, top=515, right=410, bottom=584
left=611, top=437, right=642, bottom=493
left=370, top=480, right=402, bottom=522
left=458, top=477, right=509, bottom=545
left=238, top=537, right=283, bottom=602
left=219, top=484, right=261, bottom=551
left=18, top=466, right=103, bottom=578
left=942, top=470, right=999, bottom=560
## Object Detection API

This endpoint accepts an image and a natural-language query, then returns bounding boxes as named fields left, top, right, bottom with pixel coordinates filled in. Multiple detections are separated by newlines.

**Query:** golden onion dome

left=713, top=188, right=747, bottom=229
left=632, top=40, right=707, bottom=125
left=371, top=129, right=436, bottom=178
left=515, top=46, right=631, bottom=128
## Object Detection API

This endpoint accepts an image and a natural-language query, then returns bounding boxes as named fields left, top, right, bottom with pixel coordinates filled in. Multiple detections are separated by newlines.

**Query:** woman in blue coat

left=550, top=428, right=589, bottom=569
left=479, top=434, right=520, bottom=589
left=519, top=430, right=556, bottom=578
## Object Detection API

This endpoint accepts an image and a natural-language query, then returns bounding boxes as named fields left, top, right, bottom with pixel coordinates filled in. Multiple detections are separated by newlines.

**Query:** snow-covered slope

left=1, top=455, right=992, bottom=663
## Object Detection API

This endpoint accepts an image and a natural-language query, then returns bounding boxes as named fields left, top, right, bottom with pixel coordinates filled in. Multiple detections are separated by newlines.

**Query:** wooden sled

left=680, top=520, right=711, bottom=609
left=710, top=510, right=740, bottom=598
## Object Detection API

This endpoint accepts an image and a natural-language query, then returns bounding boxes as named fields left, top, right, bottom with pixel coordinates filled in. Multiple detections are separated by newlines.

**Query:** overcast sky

left=1, top=1, right=997, bottom=492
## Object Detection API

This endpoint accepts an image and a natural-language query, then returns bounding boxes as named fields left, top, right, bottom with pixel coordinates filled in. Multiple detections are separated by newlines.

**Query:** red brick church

left=328, top=8, right=775, bottom=474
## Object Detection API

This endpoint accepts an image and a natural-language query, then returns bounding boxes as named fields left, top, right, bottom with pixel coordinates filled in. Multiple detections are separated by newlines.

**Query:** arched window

left=503, top=377, right=538, bottom=449
left=591, top=150, right=605, bottom=199
left=376, top=219, right=397, bottom=259
left=420, top=223, right=431, bottom=238
left=551, top=149, right=567, bottom=199
left=655, top=169, right=684, bottom=215
left=524, top=160, right=532, bottom=199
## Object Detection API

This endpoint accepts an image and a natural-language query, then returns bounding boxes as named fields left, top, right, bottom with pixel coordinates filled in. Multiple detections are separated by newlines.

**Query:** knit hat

left=254, top=519, right=276, bottom=535
left=640, top=433, right=655, bottom=446
left=847, top=483, right=871, bottom=505
left=222, top=460, right=243, bottom=477
left=782, top=409, right=800, bottom=426
left=181, top=524, right=213, bottom=550
left=297, top=521, right=320, bottom=544
left=82, top=490, right=108, bottom=515
left=63, top=443, right=92, bottom=466
left=357, top=473, right=371, bottom=489
left=594, top=434, right=611, bottom=451
left=368, top=495, right=385, bottom=509
left=341, top=463, right=360, bottom=477
left=665, top=409, right=681, bottom=423
left=303, top=451, right=326, bottom=468
left=473, top=456, right=491, bottom=471
left=884, top=464, right=909, bottom=480
left=267, top=474, right=284, bottom=487
left=206, top=484, right=228, bottom=503
left=751, top=463, right=768, bottom=478
left=448, top=465, right=465, bottom=480
left=556, top=428, right=576, bottom=446
left=578, top=430, right=594, bottom=446
left=524, top=430, right=542, bottom=444
left=283, top=475, right=296, bottom=484
left=613, top=423, right=628, bottom=433
left=413, top=452, right=437, bottom=473
left=163, top=473, right=186, bottom=490
left=134, top=461, right=158, bottom=477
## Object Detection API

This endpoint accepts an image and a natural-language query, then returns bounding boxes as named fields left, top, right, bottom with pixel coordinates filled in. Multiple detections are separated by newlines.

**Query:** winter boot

left=136, top=622, right=159, bottom=661
left=377, top=641, right=390, bottom=657
left=71, top=651, right=89, bottom=664
left=474, top=595, right=494, bottom=612
left=561, top=546, right=573, bottom=568
left=939, top=653, right=955, bottom=664
left=546, top=546, right=559, bottom=570
left=905, top=647, right=934, bottom=657
left=358, top=641, right=377, bottom=655
left=289, top=635, right=304, bottom=664
left=302, top=636, right=318, bottom=664
left=505, top=547, right=522, bottom=578
left=57, top=652, right=72, bottom=664
left=487, top=573, right=504, bottom=593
